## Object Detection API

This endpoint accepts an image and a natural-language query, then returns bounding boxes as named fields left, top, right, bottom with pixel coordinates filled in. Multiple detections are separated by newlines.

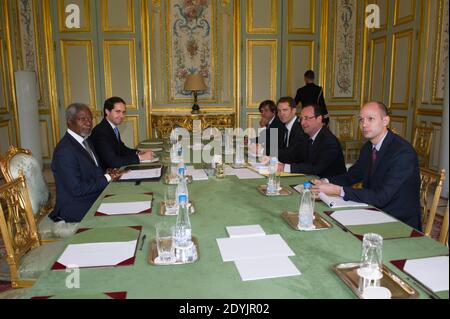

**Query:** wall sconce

left=184, top=73, right=207, bottom=114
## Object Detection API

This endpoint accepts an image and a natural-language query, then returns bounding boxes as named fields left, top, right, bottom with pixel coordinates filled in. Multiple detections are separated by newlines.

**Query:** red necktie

left=370, top=147, right=378, bottom=175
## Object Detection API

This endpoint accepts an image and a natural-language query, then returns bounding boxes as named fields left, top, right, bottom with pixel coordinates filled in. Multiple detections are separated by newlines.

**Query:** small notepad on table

left=226, top=225, right=266, bottom=238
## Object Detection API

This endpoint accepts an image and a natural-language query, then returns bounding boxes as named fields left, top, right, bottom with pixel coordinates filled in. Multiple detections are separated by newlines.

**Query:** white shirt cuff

left=104, top=174, right=112, bottom=182
left=322, top=178, right=329, bottom=183
left=284, top=164, right=291, bottom=173
left=340, top=187, right=345, bottom=197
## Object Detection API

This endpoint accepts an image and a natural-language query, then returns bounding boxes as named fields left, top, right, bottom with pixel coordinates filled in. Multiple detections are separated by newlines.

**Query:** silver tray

left=159, top=200, right=195, bottom=216
left=257, top=185, right=292, bottom=196
left=281, top=211, right=333, bottom=231
left=148, top=236, right=200, bottom=265
left=332, top=262, right=419, bottom=299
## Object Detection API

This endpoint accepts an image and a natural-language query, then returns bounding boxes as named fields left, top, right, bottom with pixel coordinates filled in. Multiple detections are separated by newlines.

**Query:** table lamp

left=184, top=73, right=207, bottom=114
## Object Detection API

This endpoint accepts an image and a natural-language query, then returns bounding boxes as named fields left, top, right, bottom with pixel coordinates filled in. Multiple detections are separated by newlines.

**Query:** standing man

left=294, top=70, right=328, bottom=124
left=311, top=101, right=421, bottom=230
left=49, top=103, right=122, bottom=223
left=90, top=96, right=154, bottom=170
left=276, top=96, right=304, bottom=164
left=278, top=104, right=346, bottom=178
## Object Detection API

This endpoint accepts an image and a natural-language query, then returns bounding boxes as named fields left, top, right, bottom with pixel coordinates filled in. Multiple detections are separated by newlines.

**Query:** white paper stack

left=140, top=157, right=159, bottom=163
left=186, top=166, right=209, bottom=181
left=97, top=201, right=151, bottom=216
left=217, top=225, right=301, bottom=281
left=234, top=168, right=265, bottom=180
left=319, top=192, right=369, bottom=208
left=404, top=256, right=449, bottom=292
left=330, top=209, right=397, bottom=226
left=248, top=163, right=269, bottom=175
left=119, top=167, right=161, bottom=180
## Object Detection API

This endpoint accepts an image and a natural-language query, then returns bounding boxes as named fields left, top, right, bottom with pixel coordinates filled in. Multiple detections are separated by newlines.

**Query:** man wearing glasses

left=278, top=104, right=346, bottom=178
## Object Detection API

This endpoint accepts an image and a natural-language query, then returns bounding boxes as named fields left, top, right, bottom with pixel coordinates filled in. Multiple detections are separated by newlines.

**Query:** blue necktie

left=113, top=127, right=120, bottom=141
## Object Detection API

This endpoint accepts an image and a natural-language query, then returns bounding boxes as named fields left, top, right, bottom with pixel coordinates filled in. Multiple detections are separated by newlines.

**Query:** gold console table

left=151, top=112, right=235, bottom=138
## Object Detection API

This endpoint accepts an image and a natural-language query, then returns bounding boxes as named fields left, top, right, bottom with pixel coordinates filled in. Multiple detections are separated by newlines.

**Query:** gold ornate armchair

left=419, top=168, right=446, bottom=236
left=413, top=125, right=433, bottom=168
left=0, top=175, right=64, bottom=288
left=0, top=146, right=51, bottom=223
left=439, top=200, right=449, bottom=246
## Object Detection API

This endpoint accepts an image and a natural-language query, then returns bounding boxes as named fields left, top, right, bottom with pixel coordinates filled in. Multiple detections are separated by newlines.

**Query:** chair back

left=419, top=168, right=446, bottom=236
left=0, top=175, right=41, bottom=287
left=413, top=125, right=433, bottom=168
left=0, top=146, right=51, bottom=222
left=439, top=200, right=449, bottom=246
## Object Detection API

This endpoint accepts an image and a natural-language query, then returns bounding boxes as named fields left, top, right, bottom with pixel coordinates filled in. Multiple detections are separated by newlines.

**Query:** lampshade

left=184, top=73, right=207, bottom=91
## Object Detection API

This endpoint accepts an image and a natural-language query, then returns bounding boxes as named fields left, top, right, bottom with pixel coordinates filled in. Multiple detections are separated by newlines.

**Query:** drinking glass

left=360, top=233, right=383, bottom=273
left=156, top=222, right=175, bottom=263
left=164, top=185, right=178, bottom=215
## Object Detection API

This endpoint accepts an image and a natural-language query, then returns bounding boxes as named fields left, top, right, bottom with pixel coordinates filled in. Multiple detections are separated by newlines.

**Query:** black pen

left=139, top=234, right=146, bottom=250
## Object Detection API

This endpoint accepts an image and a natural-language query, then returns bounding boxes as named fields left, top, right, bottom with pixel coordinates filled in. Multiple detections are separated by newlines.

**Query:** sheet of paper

left=226, top=225, right=266, bottom=238
left=319, top=192, right=369, bottom=208
left=140, top=141, right=163, bottom=145
left=149, top=148, right=163, bottom=152
left=330, top=209, right=397, bottom=226
left=248, top=163, right=269, bottom=175
left=57, top=240, right=137, bottom=268
left=234, top=257, right=301, bottom=281
left=120, top=167, right=161, bottom=180
left=404, top=256, right=449, bottom=292
left=216, top=234, right=295, bottom=262
left=292, top=184, right=304, bottom=193
left=224, top=165, right=237, bottom=176
left=234, top=168, right=265, bottom=180
left=140, top=157, right=159, bottom=164
left=185, top=166, right=209, bottom=181
left=97, top=201, right=151, bottom=215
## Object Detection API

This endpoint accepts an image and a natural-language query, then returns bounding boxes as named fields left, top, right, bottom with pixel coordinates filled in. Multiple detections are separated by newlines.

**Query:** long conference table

left=25, top=142, right=449, bottom=299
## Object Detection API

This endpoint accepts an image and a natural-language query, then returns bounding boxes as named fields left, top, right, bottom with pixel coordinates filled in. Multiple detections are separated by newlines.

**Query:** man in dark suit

left=49, top=103, right=122, bottom=223
left=250, top=100, right=284, bottom=156
left=294, top=70, right=328, bottom=125
left=276, top=96, right=304, bottom=164
left=312, top=101, right=421, bottom=230
left=89, top=96, right=154, bottom=171
left=278, top=104, right=346, bottom=178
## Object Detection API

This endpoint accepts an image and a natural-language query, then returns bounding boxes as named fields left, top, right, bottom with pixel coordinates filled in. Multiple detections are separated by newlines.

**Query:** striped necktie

left=113, top=127, right=120, bottom=141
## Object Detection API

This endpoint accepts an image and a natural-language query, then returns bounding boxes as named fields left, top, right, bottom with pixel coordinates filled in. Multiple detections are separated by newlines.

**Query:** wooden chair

left=0, top=175, right=63, bottom=288
left=419, top=168, right=446, bottom=236
left=439, top=200, right=448, bottom=246
left=413, top=125, right=433, bottom=168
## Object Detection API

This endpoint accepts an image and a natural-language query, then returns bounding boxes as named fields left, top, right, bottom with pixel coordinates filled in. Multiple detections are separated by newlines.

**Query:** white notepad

left=319, top=192, right=369, bottom=208
left=216, top=234, right=295, bottom=262
left=140, top=157, right=159, bottom=163
left=234, top=257, right=301, bottom=281
left=404, top=256, right=449, bottom=292
left=57, top=240, right=137, bottom=268
left=226, top=225, right=266, bottom=238
left=234, top=168, right=265, bottom=180
left=119, top=167, right=161, bottom=180
left=186, top=166, right=209, bottom=181
left=330, top=209, right=397, bottom=226
left=97, top=201, right=151, bottom=215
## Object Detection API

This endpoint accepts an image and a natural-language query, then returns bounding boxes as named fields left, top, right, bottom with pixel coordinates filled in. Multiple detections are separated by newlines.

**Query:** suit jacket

left=89, top=118, right=140, bottom=170
left=49, top=133, right=108, bottom=222
left=329, top=130, right=422, bottom=230
left=294, top=83, right=328, bottom=116
left=258, top=116, right=284, bottom=156
left=290, top=127, right=346, bottom=178
left=277, top=118, right=304, bottom=164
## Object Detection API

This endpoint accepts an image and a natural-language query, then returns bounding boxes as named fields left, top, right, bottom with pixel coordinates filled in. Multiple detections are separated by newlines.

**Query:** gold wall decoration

left=101, top=0, right=135, bottom=33
left=371, top=0, right=388, bottom=31
left=39, top=120, right=51, bottom=159
left=394, top=0, right=416, bottom=26
left=287, top=40, right=314, bottom=98
left=246, top=0, right=277, bottom=34
left=246, top=39, right=277, bottom=109
left=246, top=112, right=261, bottom=138
left=60, top=40, right=97, bottom=109
left=432, top=0, right=449, bottom=103
left=121, top=115, right=140, bottom=147
left=389, top=115, right=408, bottom=138
left=57, top=0, right=91, bottom=32
left=288, top=0, right=315, bottom=34
left=329, top=115, right=355, bottom=141
left=389, top=29, right=413, bottom=109
left=0, top=120, right=13, bottom=154
left=368, top=36, right=387, bottom=102
left=103, top=39, right=138, bottom=109
left=330, top=0, right=359, bottom=101
left=0, top=38, right=8, bottom=114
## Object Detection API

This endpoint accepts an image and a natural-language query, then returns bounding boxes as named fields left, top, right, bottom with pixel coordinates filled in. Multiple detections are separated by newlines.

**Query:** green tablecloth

left=25, top=167, right=449, bottom=299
